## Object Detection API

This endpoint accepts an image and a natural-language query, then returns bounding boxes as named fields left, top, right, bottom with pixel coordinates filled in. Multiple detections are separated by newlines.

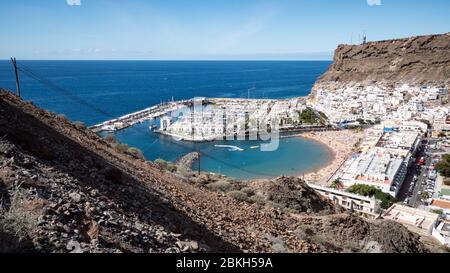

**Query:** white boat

left=214, top=145, right=244, bottom=152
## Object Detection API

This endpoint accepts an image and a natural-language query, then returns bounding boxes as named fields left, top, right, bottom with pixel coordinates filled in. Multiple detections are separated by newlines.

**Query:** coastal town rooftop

left=431, top=199, right=450, bottom=210
left=341, top=149, right=404, bottom=187
left=383, top=204, right=439, bottom=235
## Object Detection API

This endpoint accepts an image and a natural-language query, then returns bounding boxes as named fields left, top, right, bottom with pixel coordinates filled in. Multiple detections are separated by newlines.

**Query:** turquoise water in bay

left=0, top=60, right=332, bottom=180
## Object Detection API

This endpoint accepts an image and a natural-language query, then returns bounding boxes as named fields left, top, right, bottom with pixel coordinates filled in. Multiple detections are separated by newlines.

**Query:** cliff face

left=313, top=33, right=450, bottom=92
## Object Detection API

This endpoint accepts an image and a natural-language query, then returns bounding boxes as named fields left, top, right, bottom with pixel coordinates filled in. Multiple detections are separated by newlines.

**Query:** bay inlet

left=0, top=60, right=333, bottom=180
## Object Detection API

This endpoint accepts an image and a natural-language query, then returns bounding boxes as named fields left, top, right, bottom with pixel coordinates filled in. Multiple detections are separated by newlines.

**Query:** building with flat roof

left=383, top=204, right=439, bottom=235
left=430, top=199, right=450, bottom=215
left=432, top=219, right=450, bottom=247
left=308, top=184, right=381, bottom=219
left=339, top=130, right=421, bottom=198
left=340, top=149, right=407, bottom=197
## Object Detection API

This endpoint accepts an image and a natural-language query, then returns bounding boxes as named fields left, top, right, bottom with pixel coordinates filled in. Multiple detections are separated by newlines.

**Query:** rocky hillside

left=248, top=177, right=342, bottom=215
left=312, top=33, right=450, bottom=93
left=0, top=89, right=431, bottom=253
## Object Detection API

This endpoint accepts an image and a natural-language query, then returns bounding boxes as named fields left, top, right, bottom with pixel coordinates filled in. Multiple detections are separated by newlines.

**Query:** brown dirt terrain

left=248, top=177, right=343, bottom=215
left=0, top=89, right=433, bottom=253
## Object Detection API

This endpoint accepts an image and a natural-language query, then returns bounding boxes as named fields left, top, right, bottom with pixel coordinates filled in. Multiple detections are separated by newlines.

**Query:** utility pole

left=11, top=57, right=21, bottom=97
left=197, top=146, right=201, bottom=176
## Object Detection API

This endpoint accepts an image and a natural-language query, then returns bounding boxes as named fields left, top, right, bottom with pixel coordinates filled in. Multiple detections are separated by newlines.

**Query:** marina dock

left=89, top=99, right=202, bottom=133
left=89, top=97, right=337, bottom=139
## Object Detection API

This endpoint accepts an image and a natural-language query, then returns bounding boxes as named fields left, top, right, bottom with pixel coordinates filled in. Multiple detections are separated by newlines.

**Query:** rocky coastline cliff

left=311, top=32, right=450, bottom=96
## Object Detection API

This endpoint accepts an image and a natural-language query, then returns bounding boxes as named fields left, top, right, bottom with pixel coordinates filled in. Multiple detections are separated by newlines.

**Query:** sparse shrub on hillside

left=166, top=163, right=178, bottom=173
left=0, top=139, right=13, bottom=155
left=207, top=181, right=233, bottom=193
left=241, top=187, right=255, bottom=196
left=0, top=187, right=37, bottom=252
left=227, top=190, right=249, bottom=202
left=266, top=234, right=287, bottom=253
left=283, top=207, right=299, bottom=214
left=73, top=121, right=86, bottom=130
left=127, top=147, right=145, bottom=160
left=115, top=143, right=130, bottom=154
left=249, top=194, right=266, bottom=205
left=154, top=159, right=168, bottom=169
left=178, top=168, right=194, bottom=178
left=266, top=201, right=285, bottom=210
left=56, top=114, right=68, bottom=122
left=105, top=134, right=117, bottom=144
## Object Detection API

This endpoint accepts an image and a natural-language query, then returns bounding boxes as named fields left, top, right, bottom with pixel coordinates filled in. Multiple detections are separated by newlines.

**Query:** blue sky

left=0, top=0, right=449, bottom=60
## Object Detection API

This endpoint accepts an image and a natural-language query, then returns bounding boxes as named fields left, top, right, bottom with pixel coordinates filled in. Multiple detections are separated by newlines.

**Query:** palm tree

left=330, top=178, right=344, bottom=190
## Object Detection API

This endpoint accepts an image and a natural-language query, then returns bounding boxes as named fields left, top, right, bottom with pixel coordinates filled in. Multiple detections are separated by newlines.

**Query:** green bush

left=347, top=184, right=396, bottom=209
left=374, top=191, right=396, bottom=210
left=298, top=108, right=319, bottom=124
left=435, top=154, right=450, bottom=178
left=431, top=209, right=444, bottom=215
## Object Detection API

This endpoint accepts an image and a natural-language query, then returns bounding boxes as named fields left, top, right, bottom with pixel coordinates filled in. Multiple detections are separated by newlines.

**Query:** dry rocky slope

left=312, top=32, right=450, bottom=94
left=0, top=89, right=429, bottom=253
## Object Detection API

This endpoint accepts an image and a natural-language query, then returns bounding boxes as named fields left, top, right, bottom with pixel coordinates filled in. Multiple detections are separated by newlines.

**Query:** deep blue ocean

left=0, top=60, right=332, bottom=179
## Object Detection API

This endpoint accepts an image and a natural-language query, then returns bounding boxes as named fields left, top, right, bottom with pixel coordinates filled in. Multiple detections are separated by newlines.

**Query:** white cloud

left=66, top=0, right=81, bottom=6
left=367, top=0, right=382, bottom=6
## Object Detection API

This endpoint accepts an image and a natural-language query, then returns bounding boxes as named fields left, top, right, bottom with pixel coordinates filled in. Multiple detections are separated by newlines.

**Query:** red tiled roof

left=431, top=199, right=450, bottom=209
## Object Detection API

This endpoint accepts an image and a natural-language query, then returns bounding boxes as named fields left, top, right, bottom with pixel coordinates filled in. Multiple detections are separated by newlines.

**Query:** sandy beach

left=300, top=130, right=364, bottom=186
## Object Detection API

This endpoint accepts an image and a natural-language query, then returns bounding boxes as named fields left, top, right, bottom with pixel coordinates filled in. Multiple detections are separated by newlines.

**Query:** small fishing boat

left=250, top=146, right=260, bottom=149
left=214, top=145, right=244, bottom=152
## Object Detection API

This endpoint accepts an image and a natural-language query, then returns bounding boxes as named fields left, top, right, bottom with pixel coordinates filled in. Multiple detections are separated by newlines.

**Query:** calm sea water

left=0, top=60, right=332, bottom=179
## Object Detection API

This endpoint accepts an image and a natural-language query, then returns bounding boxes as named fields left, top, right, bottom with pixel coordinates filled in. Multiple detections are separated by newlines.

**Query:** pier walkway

left=89, top=100, right=192, bottom=133
left=89, top=97, right=338, bottom=135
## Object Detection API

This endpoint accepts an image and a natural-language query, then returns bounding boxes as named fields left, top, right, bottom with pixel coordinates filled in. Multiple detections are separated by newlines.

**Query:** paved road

left=398, top=145, right=426, bottom=204
left=397, top=138, right=442, bottom=207
left=405, top=139, right=441, bottom=208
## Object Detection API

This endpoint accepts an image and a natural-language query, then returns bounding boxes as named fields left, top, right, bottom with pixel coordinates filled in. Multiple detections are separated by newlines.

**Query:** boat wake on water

left=214, top=145, right=244, bottom=152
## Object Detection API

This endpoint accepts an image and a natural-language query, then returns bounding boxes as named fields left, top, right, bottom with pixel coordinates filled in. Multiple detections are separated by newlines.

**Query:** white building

left=309, top=184, right=381, bottom=219
left=339, top=130, right=421, bottom=198
left=383, top=204, right=439, bottom=236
